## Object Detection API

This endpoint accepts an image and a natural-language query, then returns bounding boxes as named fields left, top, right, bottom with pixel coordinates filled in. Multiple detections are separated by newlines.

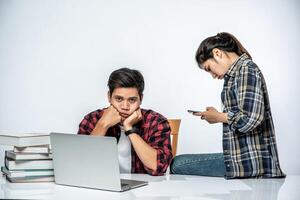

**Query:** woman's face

left=201, top=59, right=227, bottom=79
left=201, top=49, right=231, bottom=79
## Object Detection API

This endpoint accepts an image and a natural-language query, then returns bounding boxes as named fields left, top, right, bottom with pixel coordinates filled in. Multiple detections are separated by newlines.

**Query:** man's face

left=108, top=87, right=142, bottom=120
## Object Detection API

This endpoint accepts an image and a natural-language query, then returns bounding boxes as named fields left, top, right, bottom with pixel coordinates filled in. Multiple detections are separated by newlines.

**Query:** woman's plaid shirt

left=222, top=54, right=285, bottom=179
left=78, top=108, right=173, bottom=176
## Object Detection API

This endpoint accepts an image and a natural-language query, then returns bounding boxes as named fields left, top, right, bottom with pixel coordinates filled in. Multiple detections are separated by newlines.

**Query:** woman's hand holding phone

left=187, top=110, right=201, bottom=114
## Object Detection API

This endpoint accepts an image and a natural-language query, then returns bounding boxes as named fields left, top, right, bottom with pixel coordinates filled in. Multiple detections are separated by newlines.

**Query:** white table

left=0, top=174, right=299, bottom=199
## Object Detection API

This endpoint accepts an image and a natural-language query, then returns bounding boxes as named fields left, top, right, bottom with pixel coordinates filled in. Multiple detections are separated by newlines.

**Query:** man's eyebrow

left=114, top=95, right=123, bottom=98
left=128, top=97, right=138, bottom=100
left=113, top=95, right=138, bottom=100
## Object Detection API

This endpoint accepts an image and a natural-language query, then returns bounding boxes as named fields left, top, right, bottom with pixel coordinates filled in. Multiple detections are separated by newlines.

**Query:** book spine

left=5, top=157, right=53, bottom=170
left=13, top=145, right=50, bottom=153
left=6, top=175, right=55, bottom=183
left=6, top=150, right=52, bottom=160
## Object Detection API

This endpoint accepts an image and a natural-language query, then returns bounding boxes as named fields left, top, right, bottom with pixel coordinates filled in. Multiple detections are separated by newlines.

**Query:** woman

left=171, top=32, right=285, bottom=179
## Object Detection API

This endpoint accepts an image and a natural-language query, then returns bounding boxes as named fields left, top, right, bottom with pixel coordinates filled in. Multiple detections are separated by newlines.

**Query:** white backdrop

left=0, top=0, right=299, bottom=175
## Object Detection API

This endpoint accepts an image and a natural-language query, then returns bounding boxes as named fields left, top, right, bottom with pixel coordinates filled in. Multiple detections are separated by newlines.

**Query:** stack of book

left=0, top=133, right=54, bottom=183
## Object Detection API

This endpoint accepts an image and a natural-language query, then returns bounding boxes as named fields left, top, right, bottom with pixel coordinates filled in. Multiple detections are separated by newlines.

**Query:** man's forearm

left=128, top=133, right=157, bottom=171
left=91, top=120, right=109, bottom=136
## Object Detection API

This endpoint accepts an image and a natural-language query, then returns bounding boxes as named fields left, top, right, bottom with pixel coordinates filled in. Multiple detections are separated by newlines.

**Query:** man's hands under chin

left=91, top=106, right=142, bottom=135
left=91, top=106, right=121, bottom=136
left=123, top=109, right=143, bottom=131
left=101, top=106, right=122, bottom=128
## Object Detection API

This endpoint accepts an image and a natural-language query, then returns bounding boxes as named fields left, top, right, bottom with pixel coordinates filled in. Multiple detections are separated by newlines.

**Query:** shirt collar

left=225, top=53, right=249, bottom=78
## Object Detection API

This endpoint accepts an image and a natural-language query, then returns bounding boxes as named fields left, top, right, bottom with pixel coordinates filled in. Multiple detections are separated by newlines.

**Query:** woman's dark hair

left=195, top=32, right=252, bottom=68
left=108, top=67, right=144, bottom=98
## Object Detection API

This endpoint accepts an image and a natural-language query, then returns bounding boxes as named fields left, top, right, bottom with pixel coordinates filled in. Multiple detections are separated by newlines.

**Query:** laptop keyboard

left=121, top=183, right=129, bottom=187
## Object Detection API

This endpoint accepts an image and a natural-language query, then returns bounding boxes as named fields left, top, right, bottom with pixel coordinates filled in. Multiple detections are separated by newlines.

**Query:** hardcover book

left=5, top=150, right=52, bottom=160
left=0, top=133, right=50, bottom=147
left=1, top=166, right=54, bottom=178
left=13, top=145, right=50, bottom=153
left=5, top=158, right=53, bottom=170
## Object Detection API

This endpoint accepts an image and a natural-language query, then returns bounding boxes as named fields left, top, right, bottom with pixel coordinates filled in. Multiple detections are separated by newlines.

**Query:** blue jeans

left=170, top=153, right=225, bottom=177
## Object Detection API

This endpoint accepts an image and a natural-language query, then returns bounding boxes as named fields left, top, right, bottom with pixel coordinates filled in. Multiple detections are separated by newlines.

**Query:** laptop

left=50, top=132, right=148, bottom=192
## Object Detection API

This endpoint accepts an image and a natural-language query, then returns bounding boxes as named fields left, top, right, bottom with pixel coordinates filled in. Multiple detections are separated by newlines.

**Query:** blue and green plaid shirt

left=221, top=54, right=285, bottom=179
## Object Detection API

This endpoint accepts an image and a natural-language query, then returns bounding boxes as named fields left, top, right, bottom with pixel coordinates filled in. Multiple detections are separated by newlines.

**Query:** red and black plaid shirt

left=78, top=108, right=173, bottom=176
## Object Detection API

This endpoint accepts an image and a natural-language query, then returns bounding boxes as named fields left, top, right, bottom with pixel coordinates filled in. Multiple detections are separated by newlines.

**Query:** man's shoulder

left=141, top=109, right=167, bottom=122
left=83, top=109, right=104, bottom=120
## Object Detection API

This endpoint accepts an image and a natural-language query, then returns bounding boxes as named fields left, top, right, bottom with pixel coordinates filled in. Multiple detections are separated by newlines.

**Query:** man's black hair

left=108, top=68, right=144, bottom=98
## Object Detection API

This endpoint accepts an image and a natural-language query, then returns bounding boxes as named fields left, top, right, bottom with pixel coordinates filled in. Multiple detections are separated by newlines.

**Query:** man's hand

left=91, top=106, right=121, bottom=136
left=193, top=107, right=228, bottom=124
left=101, top=106, right=122, bottom=127
left=123, top=109, right=157, bottom=171
left=123, top=109, right=142, bottom=131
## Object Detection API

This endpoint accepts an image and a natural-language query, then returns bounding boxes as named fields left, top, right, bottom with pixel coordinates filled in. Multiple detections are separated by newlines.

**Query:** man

left=78, top=67, right=172, bottom=176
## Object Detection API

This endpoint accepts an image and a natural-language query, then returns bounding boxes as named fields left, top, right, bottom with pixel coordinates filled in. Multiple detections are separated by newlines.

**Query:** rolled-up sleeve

left=228, top=66, right=265, bottom=133
left=144, top=118, right=173, bottom=176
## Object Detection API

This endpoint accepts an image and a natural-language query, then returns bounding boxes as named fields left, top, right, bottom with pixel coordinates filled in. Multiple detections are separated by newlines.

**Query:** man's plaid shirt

left=222, top=54, right=285, bottom=179
left=78, top=108, right=173, bottom=176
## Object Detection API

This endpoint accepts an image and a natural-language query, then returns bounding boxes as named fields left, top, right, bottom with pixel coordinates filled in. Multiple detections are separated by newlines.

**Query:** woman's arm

left=228, top=64, right=265, bottom=133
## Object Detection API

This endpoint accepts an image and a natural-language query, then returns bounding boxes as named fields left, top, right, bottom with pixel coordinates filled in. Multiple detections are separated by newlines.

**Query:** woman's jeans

left=170, top=153, right=225, bottom=177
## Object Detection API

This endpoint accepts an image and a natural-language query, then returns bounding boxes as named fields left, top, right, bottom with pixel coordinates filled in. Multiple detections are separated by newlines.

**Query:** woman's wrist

left=219, top=112, right=228, bottom=123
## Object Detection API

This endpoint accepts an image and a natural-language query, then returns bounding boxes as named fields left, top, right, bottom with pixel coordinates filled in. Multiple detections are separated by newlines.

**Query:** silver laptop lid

left=50, top=133, right=122, bottom=191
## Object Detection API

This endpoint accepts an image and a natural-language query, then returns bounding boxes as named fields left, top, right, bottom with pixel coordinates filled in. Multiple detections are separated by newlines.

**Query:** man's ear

left=140, top=94, right=143, bottom=104
left=107, top=91, right=111, bottom=103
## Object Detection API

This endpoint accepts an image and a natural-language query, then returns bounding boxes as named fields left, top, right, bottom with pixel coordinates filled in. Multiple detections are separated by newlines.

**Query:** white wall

left=0, top=0, right=299, bottom=175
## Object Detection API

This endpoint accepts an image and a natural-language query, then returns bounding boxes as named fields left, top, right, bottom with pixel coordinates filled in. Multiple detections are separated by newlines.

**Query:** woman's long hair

left=195, top=32, right=252, bottom=68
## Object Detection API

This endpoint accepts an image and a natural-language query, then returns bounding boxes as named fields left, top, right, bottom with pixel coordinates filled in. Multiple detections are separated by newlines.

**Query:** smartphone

left=187, top=110, right=201, bottom=114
